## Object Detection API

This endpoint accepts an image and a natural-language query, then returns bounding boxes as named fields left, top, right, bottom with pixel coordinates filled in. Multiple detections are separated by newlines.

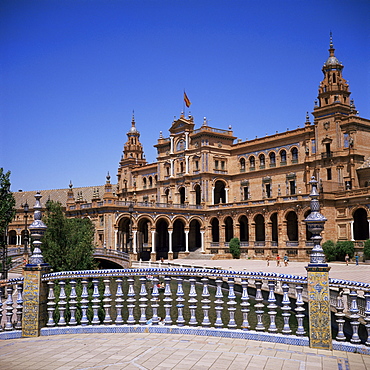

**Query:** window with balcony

left=269, top=152, right=276, bottom=167
left=259, top=154, right=265, bottom=169
left=291, top=147, right=298, bottom=163
left=249, top=156, right=255, bottom=170
left=280, top=150, right=287, bottom=165
left=240, top=158, right=246, bottom=172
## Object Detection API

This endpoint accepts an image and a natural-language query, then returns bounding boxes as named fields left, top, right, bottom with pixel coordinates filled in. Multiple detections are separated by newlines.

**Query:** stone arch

left=270, top=212, right=278, bottom=242
left=173, top=218, right=185, bottom=256
left=286, top=211, right=298, bottom=241
left=259, top=153, right=265, bottom=168
left=155, top=217, right=169, bottom=260
left=224, top=216, right=234, bottom=242
left=164, top=188, right=170, bottom=203
left=189, top=218, right=201, bottom=251
left=214, top=179, right=226, bottom=204
left=254, top=214, right=265, bottom=241
left=211, top=217, right=219, bottom=242
left=238, top=215, right=249, bottom=242
left=8, top=230, right=17, bottom=246
left=137, top=217, right=152, bottom=261
left=353, top=207, right=369, bottom=240
left=117, top=216, right=131, bottom=252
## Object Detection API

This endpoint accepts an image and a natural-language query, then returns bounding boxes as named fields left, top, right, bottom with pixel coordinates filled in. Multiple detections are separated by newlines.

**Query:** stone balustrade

left=1, top=267, right=370, bottom=353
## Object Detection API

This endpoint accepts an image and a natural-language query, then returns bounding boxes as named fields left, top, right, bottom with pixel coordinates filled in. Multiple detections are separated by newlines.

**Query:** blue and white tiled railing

left=1, top=268, right=370, bottom=354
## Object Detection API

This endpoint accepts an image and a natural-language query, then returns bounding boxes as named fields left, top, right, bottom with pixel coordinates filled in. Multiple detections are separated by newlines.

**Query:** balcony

left=321, top=151, right=333, bottom=159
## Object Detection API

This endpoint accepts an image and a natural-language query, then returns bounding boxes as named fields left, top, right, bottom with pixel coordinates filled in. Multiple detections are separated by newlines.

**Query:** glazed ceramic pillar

left=305, top=177, right=332, bottom=350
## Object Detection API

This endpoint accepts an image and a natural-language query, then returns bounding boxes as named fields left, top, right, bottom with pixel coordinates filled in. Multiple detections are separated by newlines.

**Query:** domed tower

left=117, top=113, right=147, bottom=199
left=314, top=33, right=352, bottom=115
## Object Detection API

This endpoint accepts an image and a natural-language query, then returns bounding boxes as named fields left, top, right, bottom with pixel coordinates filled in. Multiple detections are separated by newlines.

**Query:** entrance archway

left=224, top=216, right=233, bottom=242
left=189, top=219, right=201, bottom=251
left=239, top=215, right=249, bottom=242
left=118, top=217, right=130, bottom=252
left=137, top=218, right=151, bottom=261
left=173, top=219, right=185, bottom=257
left=211, top=218, right=219, bottom=242
left=353, top=208, right=369, bottom=240
left=255, top=214, right=265, bottom=241
left=286, top=211, right=298, bottom=241
left=156, top=218, right=169, bottom=260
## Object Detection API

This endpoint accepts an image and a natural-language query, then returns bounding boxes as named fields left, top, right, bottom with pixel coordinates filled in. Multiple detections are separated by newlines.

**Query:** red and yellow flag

left=184, top=91, right=191, bottom=108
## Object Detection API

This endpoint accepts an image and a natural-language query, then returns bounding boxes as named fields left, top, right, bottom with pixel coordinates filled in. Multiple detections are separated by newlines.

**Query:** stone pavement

left=1, top=332, right=370, bottom=370
left=170, top=259, right=370, bottom=285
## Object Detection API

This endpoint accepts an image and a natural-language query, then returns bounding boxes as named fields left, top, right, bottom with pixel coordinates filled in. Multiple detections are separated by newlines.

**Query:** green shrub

left=363, top=239, right=370, bottom=259
left=335, top=240, right=355, bottom=261
left=322, top=240, right=336, bottom=262
left=229, top=237, right=241, bottom=259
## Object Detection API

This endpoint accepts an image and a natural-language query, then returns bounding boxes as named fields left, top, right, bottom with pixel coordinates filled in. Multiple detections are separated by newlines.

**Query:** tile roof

left=13, top=184, right=113, bottom=209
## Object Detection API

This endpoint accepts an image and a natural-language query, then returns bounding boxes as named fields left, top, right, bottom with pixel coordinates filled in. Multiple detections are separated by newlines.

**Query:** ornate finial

left=228, top=125, right=232, bottom=130
left=305, top=112, right=311, bottom=126
left=28, top=192, right=47, bottom=265
left=69, top=180, right=73, bottom=189
left=106, top=172, right=111, bottom=183
left=304, top=176, right=327, bottom=265
left=329, top=31, right=333, bottom=49
left=203, top=117, right=207, bottom=126
left=314, top=99, right=318, bottom=107
left=159, top=131, right=163, bottom=139
left=132, top=110, right=135, bottom=123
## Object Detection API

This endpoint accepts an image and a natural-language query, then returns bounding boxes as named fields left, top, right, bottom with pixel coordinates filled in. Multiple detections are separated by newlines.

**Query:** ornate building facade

left=10, top=37, right=370, bottom=261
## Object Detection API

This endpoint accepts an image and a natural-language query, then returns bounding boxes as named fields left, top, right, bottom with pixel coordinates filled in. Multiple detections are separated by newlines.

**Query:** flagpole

left=183, top=89, right=185, bottom=115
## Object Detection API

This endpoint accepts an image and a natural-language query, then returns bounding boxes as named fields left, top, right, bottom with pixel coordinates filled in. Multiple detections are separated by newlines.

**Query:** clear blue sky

left=1, top=0, right=369, bottom=192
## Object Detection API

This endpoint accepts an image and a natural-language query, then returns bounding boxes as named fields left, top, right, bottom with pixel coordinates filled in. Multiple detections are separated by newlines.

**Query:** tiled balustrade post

left=305, top=177, right=332, bottom=350
left=22, top=192, right=51, bottom=337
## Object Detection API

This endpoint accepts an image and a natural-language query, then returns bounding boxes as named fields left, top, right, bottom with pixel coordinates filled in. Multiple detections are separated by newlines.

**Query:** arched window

left=176, top=139, right=185, bottom=152
left=286, top=211, right=298, bottom=241
left=280, top=150, right=287, bottom=164
left=240, top=158, right=246, bottom=172
left=149, top=176, right=153, bottom=188
left=259, top=154, right=265, bottom=168
left=179, top=187, right=186, bottom=204
left=269, top=152, right=276, bottom=167
left=194, top=184, right=201, bottom=205
left=214, top=180, right=226, bottom=204
left=291, top=147, right=298, bottom=163
left=249, top=156, right=255, bottom=169
left=143, top=177, right=147, bottom=189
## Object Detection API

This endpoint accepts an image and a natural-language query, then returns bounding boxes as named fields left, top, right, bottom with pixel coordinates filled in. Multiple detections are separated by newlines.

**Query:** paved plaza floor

left=1, top=331, right=370, bottom=370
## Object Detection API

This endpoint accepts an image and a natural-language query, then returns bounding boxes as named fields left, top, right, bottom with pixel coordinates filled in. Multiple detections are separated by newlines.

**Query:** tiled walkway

left=1, top=332, right=369, bottom=370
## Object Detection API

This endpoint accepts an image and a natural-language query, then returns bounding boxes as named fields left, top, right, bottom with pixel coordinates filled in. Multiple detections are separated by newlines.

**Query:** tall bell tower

left=314, top=33, right=353, bottom=117
left=117, top=113, right=147, bottom=198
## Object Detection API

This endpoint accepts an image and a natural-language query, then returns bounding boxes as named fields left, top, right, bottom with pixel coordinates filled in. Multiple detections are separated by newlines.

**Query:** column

left=151, top=230, right=156, bottom=254
left=170, top=136, right=174, bottom=154
left=185, top=155, right=189, bottom=174
left=225, top=188, right=229, bottom=203
left=185, top=131, right=189, bottom=150
left=170, top=158, right=174, bottom=177
left=211, top=186, right=215, bottom=204
left=114, top=229, right=118, bottom=250
left=185, top=230, right=189, bottom=253
left=350, top=221, right=354, bottom=241
left=133, top=230, right=137, bottom=254
left=168, top=229, right=173, bottom=253
left=200, top=231, right=205, bottom=253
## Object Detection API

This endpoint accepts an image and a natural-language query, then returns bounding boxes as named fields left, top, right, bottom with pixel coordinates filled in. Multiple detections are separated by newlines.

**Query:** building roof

left=13, top=184, right=112, bottom=209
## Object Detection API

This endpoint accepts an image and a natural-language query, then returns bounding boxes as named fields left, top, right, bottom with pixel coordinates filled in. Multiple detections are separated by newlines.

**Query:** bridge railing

left=1, top=267, right=370, bottom=351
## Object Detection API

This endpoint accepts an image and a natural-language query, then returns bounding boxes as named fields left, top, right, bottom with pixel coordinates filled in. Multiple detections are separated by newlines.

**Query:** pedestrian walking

left=276, top=254, right=281, bottom=267
left=345, top=254, right=350, bottom=266
left=355, top=254, right=359, bottom=265
left=266, top=254, right=270, bottom=267
left=283, top=254, right=289, bottom=266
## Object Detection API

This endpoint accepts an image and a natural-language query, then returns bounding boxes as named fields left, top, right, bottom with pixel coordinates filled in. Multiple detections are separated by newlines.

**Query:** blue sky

left=1, top=0, right=370, bottom=192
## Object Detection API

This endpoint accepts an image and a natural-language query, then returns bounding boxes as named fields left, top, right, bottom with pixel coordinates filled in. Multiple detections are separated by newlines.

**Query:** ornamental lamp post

left=304, top=176, right=327, bottom=265
left=23, top=201, right=29, bottom=256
